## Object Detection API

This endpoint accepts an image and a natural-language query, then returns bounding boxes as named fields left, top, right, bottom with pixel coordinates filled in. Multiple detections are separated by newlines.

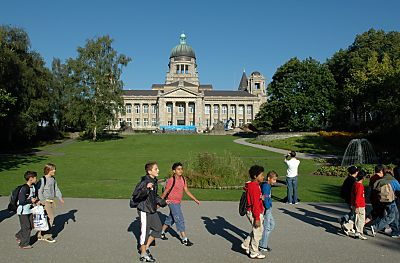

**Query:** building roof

left=123, top=90, right=159, bottom=96
left=204, top=91, right=256, bottom=97
left=238, top=71, right=248, bottom=91
left=170, top=34, right=196, bottom=59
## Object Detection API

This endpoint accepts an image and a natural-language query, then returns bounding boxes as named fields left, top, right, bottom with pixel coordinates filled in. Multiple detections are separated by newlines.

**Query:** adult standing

left=284, top=151, right=300, bottom=205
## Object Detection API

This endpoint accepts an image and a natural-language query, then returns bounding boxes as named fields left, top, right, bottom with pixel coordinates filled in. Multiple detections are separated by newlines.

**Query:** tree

left=0, top=25, right=52, bottom=145
left=67, top=36, right=131, bottom=140
left=0, top=88, right=16, bottom=118
left=254, top=57, right=336, bottom=131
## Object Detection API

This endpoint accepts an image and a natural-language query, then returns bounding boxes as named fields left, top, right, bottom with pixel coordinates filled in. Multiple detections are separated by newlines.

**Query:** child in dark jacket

left=132, top=162, right=167, bottom=262
left=241, top=165, right=266, bottom=259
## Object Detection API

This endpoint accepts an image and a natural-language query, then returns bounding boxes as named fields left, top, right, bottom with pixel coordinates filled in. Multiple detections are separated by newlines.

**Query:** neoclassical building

left=118, top=34, right=267, bottom=132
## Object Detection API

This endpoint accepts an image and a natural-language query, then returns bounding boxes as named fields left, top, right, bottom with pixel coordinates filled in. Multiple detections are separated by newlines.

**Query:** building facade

left=118, top=34, right=267, bottom=132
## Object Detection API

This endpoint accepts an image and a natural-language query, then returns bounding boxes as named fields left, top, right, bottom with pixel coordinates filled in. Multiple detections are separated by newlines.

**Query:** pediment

left=164, top=88, right=199, bottom=98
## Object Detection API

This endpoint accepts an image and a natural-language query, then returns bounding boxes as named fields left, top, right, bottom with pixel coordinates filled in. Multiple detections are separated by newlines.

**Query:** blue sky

left=1, top=0, right=399, bottom=90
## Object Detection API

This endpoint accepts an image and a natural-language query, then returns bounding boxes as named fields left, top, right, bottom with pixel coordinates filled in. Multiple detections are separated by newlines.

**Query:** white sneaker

left=250, top=253, right=266, bottom=259
left=241, top=243, right=249, bottom=254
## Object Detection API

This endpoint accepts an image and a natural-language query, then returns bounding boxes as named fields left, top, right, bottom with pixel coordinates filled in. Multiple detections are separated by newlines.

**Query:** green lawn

left=0, top=134, right=344, bottom=202
left=249, top=135, right=345, bottom=156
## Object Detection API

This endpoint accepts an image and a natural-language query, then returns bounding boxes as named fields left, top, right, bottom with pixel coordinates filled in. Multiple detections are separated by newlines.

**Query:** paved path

left=0, top=198, right=398, bottom=263
left=234, top=138, right=338, bottom=159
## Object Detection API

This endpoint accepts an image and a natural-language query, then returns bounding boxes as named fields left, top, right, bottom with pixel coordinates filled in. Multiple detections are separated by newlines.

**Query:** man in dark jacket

left=339, top=166, right=358, bottom=236
left=132, top=162, right=167, bottom=262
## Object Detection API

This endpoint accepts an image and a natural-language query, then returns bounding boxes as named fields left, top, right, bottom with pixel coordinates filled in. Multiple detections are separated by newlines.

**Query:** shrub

left=318, top=131, right=360, bottom=148
left=183, top=152, right=248, bottom=188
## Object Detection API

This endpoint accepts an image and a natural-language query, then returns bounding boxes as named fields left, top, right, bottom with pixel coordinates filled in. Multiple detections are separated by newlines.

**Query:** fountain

left=341, top=139, right=378, bottom=166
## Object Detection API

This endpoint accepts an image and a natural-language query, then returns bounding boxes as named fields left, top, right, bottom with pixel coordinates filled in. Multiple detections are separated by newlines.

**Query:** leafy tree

left=0, top=88, right=16, bottom=118
left=254, top=57, right=336, bottom=131
left=0, top=25, right=52, bottom=145
left=67, top=36, right=131, bottom=140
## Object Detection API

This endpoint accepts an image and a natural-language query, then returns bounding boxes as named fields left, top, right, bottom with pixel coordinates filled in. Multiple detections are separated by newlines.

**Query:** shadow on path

left=278, top=207, right=340, bottom=236
left=0, top=209, right=14, bottom=223
left=201, top=216, right=248, bottom=254
left=53, top=209, right=78, bottom=239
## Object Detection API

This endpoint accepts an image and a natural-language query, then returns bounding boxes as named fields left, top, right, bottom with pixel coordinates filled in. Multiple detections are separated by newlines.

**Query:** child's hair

left=172, top=162, right=183, bottom=170
left=289, top=151, right=296, bottom=157
left=267, top=170, right=278, bottom=179
left=347, top=165, right=359, bottom=175
left=249, top=165, right=264, bottom=179
left=374, top=164, right=385, bottom=174
left=145, top=161, right=157, bottom=174
left=44, top=163, right=56, bottom=175
left=356, top=169, right=366, bottom=181
left=24, top=171, right=37, bottom=181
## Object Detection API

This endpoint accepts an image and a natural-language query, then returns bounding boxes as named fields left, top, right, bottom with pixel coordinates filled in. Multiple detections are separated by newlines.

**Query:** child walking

left=160, top=162, right=200, bottom=246
left=37, top=163, right=64, bottom=243
left=15, top=171, right=38, bottom=249
left=132, top=162, right=167, bottom=262
left=241, top=165, right=266, bottom=259
left=351, top=170, right=368, bottom=240
left=259, top=171, right=278, bottom=252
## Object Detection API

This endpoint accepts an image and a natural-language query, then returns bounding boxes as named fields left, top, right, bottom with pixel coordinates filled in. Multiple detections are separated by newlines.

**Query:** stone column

left=139, top=103, right=143, bottom=128
left=235, top=104, right=239, bottom=128
left=185, top=102, right=189, bottom=126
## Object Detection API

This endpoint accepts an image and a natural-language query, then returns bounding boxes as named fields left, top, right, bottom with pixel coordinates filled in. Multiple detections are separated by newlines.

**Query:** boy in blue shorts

left=259, top=171, right=277, bottom=252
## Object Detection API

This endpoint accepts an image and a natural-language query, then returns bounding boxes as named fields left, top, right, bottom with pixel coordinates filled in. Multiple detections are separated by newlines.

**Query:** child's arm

left=54, top=180, right=64, bottom=204
left=184, top=185, right=200, bottom=205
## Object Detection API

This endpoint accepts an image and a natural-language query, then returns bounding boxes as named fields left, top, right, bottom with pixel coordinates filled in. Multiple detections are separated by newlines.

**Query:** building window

left=167, top=121, right=172, bottom=126
left=135, top=104, right=140, bottom=114
left=152, top=118, right=157, bottom=126
left=127, top=118, right=132, bottom=127
left=167, top=104, right=172, bottom=113
left=151, top=105, right=157, bottom=114
left=255, top=83, right=261, bottom=89
left=239, top=119, right=244, bottom=126
left=135, top=118, right=140, bottom=127
left=189, top=105, right=194, bottom=113
left=222, top=105, right=227, bottom=115
left=143, top=104, right=149, bottom=114
left=185, top=65, right=189, bottom=73
left=213, top=105, right=219, bottom=114
left=230, top=105, right=235, bottom=115
left=206, top=119, right=210, bottom=127
left=238, top=105, right=244, bottom=115
left=126, top=104, right=132, bottom=114
left=189, top=121, right=194, bottom=126
left=143, top=118, right=149, bottom=126
left=205, top=105, right=210, bottom=115
left=247, top=105, right=252, bottom=115
left=176, top=65, right=180, bottom=74
left=247, top=119, right=252, bottom=123
left=178, top=104, right=184, bottom=113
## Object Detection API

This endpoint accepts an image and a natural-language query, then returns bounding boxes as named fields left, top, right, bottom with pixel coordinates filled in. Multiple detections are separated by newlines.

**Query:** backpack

left=239, top=191, right=248, bottom=216
left=163, top=176, right=186, bottom=200
left=129, top=177, right=147, bottom=208
left=374, top=180, right=395, bottom=203
left=7, top=184, right=29, bottom=212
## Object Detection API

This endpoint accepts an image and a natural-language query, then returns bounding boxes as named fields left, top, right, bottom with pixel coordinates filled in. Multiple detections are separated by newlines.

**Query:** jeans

left=164, top=203, right=185, bottom=232
left=286, top=177, right=298, bottom=204
left=373, top=202, right=399, bottom=236
left=259, top=209, right=275, bottom=248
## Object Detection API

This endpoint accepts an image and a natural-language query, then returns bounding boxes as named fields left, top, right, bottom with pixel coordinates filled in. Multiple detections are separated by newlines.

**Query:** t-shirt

left=284, top=158, right=300, bottom=178
left=165, top=176, right=187, bottom=204
left=261, top=182, right=272, bottom=210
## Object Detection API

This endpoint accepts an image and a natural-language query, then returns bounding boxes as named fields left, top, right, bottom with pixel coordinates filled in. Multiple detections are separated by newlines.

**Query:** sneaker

left=15, top=238, right=21, bottom=243
left=370, top=225, right=376, bottom=237
left=342, top=225, right=354, bottom=236
left=140, top=254, right=155, bottom=262
left=294, top=202, right=299, bottom=205
left=181, top=239, right=193, bottom=246
left=391, top=235, right=400, bottom=239
left=160, top=233, right=168, bottom=240
left=19, top=245, right=33, bottom=249
left=44, top=237, right=56, bottom=243
left=259, top=246, right=272, bottom=252
left=241, top=243, right=250, bottom=254
left=355, top=234, right=368, bottom=240
left=146, top=250, right=155, bottom=261
left=250, top=253, right=266, bottom=259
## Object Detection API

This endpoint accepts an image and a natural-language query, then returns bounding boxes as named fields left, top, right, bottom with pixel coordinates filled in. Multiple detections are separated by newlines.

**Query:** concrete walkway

left=0, top=198, right=398, bottom=263
left=234, top=138, right=338, bottom=159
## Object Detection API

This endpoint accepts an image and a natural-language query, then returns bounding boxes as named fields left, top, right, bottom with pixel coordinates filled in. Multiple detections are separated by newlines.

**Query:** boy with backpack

left=241, top=165, right=265, bottom=259
left=37, top=163, right=64, bottom=243
left=259, top=171, right=278, bottom=252
left=15, top=171, right=38, bottom=249
left=370, top=169, right=400, bottom=238
left=131, top=162, right=167, bottom=262
left=160, top=162, right=200, bottom=246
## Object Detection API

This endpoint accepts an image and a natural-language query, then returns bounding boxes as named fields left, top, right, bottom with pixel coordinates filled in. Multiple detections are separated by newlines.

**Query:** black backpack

left=239, top=191, right=248, bottom=216
left=130, top=177, right=147, bottom=208
left=7, top=184, right=29, bottom=212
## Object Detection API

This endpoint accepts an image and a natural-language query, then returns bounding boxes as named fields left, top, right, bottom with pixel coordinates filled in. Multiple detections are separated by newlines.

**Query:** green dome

left=170, top=33, right=196, bottom=59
